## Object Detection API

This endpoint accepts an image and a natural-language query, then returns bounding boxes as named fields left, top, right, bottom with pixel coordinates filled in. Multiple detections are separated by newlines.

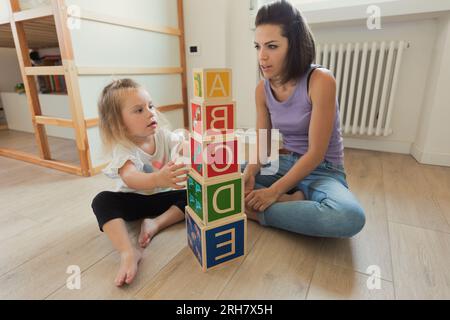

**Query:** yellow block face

left=205, top=71, right=231, bottom=99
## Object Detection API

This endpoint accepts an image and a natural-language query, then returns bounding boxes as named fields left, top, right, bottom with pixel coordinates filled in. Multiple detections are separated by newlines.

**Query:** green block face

left=194, top=72, right=203, bottom=98
left=187, top=175, right=203, bottom=220
left=207, top=178, right=242, bottom=223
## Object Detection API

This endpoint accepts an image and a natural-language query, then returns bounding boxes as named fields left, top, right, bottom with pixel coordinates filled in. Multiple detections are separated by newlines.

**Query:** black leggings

left=91, top=190, right=187, bottom=231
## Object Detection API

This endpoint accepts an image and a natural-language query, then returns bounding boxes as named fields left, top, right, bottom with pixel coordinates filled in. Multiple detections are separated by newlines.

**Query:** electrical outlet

left=189, top=45, right=201, bottom=56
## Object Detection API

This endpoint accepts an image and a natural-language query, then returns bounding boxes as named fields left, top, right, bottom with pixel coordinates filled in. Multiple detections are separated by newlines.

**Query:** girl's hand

left=245, top=187, right=280, bottom=212
left=157, top=161, right=189, bottom=190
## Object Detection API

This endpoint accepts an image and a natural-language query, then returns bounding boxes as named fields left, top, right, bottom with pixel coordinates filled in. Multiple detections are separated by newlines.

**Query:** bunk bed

left=0, top=0, right=188, bottom=176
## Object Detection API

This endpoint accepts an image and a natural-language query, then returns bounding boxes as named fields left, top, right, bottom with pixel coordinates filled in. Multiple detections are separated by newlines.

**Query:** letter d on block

left=212, top=184, right=235, bottom=215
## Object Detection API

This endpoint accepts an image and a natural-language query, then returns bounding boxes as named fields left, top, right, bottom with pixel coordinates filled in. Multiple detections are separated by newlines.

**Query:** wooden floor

left=0, top=129, right=80, bottom=166
left=1, top=131, right=450, bottom=300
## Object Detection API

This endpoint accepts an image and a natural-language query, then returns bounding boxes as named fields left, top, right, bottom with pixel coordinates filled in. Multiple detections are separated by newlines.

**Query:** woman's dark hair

left=255, top=0, right=316, bottom=84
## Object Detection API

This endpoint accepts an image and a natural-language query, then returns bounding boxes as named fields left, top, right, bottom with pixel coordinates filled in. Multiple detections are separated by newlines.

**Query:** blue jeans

left=243, top=153, right=365, bottom=238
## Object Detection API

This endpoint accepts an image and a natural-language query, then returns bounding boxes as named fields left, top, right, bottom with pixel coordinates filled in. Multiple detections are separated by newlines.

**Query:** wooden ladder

left=2, top=0, right=92, bottom=176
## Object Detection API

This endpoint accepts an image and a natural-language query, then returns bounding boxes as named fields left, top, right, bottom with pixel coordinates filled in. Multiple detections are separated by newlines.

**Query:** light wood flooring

left=1, top=130, right=450, bottom=300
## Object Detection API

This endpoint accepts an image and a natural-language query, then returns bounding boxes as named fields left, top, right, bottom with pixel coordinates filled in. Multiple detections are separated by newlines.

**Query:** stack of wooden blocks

left=186, top=68, right=247, bottom=272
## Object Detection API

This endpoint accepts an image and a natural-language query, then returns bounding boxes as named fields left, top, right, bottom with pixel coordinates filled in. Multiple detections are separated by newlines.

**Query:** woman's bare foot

left=245, top=204, right=260, bottom=222
left=279, top=191, right=305, bottom=202
left=115, top=248, right=142, bottom=287
left=138, top=218, right=159, bottom=248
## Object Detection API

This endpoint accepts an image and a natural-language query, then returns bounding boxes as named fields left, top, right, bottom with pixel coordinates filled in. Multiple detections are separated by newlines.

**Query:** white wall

left=1, top=92, right=75, bottom=139
left=184, top=0, right=228, bottom=103
left=0, top=48, right=23, bottom=125
left=412, top=14, right=450, bottom=166
left=0, top=48, right=22, bottom=92
left=66, top=0, right=185, bottom=167
left=0, top=0, right=11, bottom=21
left=184, top=0, right=257, bottom=129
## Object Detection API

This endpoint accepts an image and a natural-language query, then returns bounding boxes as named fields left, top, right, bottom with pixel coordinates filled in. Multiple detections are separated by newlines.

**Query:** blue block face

left=205, top=218, right=245, bottom=269
left=186, top=213, right=203, bottom=266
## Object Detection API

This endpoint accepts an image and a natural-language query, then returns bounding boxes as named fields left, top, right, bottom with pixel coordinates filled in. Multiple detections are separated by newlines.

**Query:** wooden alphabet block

left=187, top=171, right=244, bottom=225
left=191, top=100, right=236, bottom=137
left=186, top=206, right=247, bottom=272
left=193, top=68, right=232, bottom=101
left=190, top=135, right=239, bottom=179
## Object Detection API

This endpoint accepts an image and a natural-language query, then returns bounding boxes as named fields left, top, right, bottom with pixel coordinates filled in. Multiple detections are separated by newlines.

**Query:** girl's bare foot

left=115, top=248, right=142, bottom=287
left=138, top=218, right=159, bottom=248
left=279, top=190, right=305, bottom=202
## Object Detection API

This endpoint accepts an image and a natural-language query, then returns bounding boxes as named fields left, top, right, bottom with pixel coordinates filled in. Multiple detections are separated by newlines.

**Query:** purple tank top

left=264, top=65, right=344, bottom=165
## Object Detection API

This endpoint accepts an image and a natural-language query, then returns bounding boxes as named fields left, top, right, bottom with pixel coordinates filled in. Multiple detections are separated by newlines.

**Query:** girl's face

left=254, top=24, right=289, bottom=81
left=121, top=88, right=158, bottom=141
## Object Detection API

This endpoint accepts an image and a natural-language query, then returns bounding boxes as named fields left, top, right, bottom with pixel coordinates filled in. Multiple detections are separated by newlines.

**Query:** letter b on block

left=191, top=102, right=235, bottom=137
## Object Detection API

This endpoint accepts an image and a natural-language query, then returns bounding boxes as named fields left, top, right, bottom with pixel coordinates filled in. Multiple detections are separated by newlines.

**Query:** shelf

left=13, top=6, right=53, bottom=22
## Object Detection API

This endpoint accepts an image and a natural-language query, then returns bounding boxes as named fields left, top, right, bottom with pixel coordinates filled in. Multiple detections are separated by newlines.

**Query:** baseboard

left=411, top=143, right=450, bottom=167
left=343, top=137, right=411, bottom=154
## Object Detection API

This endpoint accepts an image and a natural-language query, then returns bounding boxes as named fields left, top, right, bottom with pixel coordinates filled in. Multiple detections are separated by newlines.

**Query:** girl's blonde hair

left=98, top=78, right=170, bottom=154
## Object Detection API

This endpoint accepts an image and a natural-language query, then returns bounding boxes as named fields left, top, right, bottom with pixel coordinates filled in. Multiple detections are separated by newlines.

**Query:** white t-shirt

left=102, top=128, right=185, bottom=195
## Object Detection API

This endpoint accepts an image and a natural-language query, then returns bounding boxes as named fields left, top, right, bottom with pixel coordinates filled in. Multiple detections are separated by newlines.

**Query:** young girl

left=91, top=79, right=189, bottom=287
left=243, top=0, right=365, bottom=238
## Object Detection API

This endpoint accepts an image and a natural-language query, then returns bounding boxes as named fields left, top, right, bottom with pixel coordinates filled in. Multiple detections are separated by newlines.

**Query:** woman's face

left=254, top=24, right=289, bottom=81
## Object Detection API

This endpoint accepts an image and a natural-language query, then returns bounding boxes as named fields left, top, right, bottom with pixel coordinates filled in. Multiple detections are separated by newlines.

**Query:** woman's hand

left=245, top=187, right=281, bottom=212
left=156, top=161, right=189, bottom=190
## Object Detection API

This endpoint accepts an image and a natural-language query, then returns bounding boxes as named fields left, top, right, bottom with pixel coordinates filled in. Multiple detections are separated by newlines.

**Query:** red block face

left=192, top=102, right=235, bottom=137
left=205, top=104, right=234, bottom=135
left=191, top=103, right=203, bottom=135
left=190, top=138, right=238, bottom=179
left=206, top=139, right=238, bottom=178
left=191, top=137, right=203, bottom=176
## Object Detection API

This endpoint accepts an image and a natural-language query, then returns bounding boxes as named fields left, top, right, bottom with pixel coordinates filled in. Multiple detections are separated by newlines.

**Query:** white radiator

left=316, top=40, right=409, bottom=136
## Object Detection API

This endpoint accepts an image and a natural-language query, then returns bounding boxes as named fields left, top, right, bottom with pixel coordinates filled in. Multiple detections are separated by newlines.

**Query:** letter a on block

left=206, top=72, right=230, bottom=99
left=209, top=75, right=226, bottom=97
left=212, top=184, right=235, bottom=214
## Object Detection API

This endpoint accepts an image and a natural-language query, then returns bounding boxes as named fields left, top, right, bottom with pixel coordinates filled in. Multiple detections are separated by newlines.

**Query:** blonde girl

left=91, top=79, right=188, bottom=287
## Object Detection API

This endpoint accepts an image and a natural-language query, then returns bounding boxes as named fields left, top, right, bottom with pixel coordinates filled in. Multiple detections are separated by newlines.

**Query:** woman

left=243, top=0, right=365, bottom=238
